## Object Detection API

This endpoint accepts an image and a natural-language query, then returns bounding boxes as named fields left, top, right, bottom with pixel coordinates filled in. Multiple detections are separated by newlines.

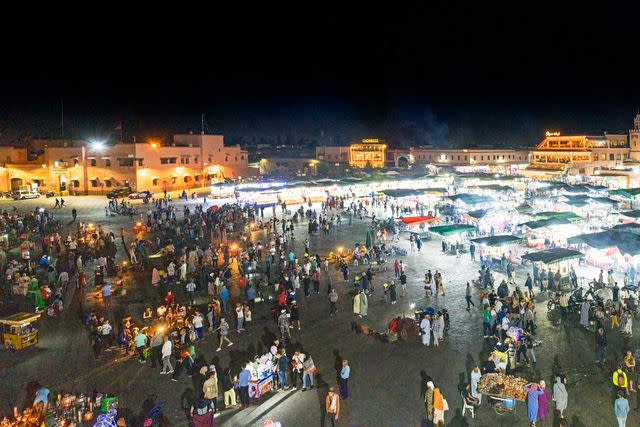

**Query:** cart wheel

left=399, top=327, right=408, bottom=341
left=493, top=403, right=507, bottom=415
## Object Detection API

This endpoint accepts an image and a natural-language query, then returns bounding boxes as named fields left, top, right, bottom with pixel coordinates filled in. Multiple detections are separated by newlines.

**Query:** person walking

left=134, top=328, right=147, bottom=363
left=302, top=354, right=316, bottom=391
left=329, top=288, right=338, bottom=315
left=465, top=282, right=475, bottom=310
left=340, top=359, right=350, bottom=399
left=222, top=368, right=237, bottom=408
left=215, top=317, right=233, bottom=351
left=524, top=383, right=543, bottom=426
left=291, top=351, right=305, bottom=390
left=160, top=336, right=174, bottom=375
left=595, top=327, right=607, bottom=364
left=553, top=375, right=568, bottom=419
left=203, top=370, right=219, bottom=406
left=615, top=392, right=630, bottom=427
left=325, top=387, right=340, bottom=426
left=433, top=384, right=448, bottom=425
left=360, top=291, right=368, bottom=317
left=185, top=279, right=197, bottom=305
left=399, top=272, right=407, bottom=297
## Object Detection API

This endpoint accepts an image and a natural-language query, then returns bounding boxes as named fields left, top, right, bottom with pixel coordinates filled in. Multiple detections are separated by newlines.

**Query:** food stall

left=477, top=373, right=528, bottom=414
left=470, top=235, right=523, bottom=264
left=521, top=247, right=583, bottom=283
left=1, top=312, right=40, bottom=350
left=428, top=224, right=477, bottom=254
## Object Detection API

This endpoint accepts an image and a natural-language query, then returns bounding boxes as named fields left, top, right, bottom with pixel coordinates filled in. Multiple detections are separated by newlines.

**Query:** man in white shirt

left=186, top=280, right=197, bottom=305
left=192, top=311, right=204, bottom=340
left=161, top=336, right=174, bottom=374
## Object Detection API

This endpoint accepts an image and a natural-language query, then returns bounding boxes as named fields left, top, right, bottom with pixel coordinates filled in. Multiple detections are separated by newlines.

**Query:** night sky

left=1, top=4, right=639, bottom=147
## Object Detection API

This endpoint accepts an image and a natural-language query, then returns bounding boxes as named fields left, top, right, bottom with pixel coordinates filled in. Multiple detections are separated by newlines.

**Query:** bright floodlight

left=91, top=140, right=105, bottom=151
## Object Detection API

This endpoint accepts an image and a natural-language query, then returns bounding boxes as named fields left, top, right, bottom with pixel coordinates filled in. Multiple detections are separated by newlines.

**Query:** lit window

left=152, top=178, right=158, bottom=186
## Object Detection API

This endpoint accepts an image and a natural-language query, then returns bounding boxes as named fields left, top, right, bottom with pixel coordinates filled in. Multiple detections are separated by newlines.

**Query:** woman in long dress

left=579, top=301, right=590, bottom=328
left=537, top=380, right=551, bottom=422
left=524, top=383, right=543, bottom=425
left=553, top=376, right=568, bottom=418
left=470, top=366, right=482, bottom=404
left=353, top=290, right=361, bottom=316
left=360, top=292, right=368, bottom=317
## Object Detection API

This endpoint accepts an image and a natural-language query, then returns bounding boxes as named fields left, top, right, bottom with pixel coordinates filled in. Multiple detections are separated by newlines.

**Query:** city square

left=4, top=4, right=640, bottom=427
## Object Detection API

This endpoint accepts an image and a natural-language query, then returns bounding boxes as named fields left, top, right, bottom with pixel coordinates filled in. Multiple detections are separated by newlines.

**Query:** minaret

left=631, top=112, right=640, bottom=161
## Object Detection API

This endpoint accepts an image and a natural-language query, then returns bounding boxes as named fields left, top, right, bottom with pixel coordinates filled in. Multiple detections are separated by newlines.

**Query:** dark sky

left=1, top=4, right=639, bottom=146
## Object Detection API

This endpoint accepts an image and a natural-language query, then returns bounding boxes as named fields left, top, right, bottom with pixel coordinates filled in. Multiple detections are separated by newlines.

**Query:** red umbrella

left=400, top=216, right=440, bottom=225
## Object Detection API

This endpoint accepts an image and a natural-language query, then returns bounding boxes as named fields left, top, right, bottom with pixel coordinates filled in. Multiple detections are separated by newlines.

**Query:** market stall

left=428, top=224, right=477, bottom=254
left=568, top=230, right=640, bottom=273
left=470, top=235, right=523, bottom=264
left=521, top=247, right=583, bottom=284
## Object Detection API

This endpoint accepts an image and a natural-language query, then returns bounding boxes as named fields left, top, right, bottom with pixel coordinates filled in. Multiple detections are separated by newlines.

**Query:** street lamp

left=90, top=140, right=106, bottom=151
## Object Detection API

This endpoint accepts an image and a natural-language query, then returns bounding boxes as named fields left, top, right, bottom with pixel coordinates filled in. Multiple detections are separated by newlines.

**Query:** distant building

left=393, top=148, right=529, bottom=170
left=630, top=113, right=640, bottom=161
left=349, top=139, right=387, bottom=168
left=0, top=133, right=251, bottom=194
left=522, top=131, right=629, bottom=177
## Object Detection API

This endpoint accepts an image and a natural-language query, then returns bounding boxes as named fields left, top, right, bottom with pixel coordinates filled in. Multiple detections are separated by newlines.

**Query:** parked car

left=11, top=189, right=40, bottom=200
left=129, top=190, right=153, bottom=199
left=38, top=189, right=55, bottom=198
left=106, top=187, right=133, bottom=199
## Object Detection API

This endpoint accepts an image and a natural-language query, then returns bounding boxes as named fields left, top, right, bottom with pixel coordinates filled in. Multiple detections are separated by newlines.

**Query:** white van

left=11, top=189, right=40, bottom=200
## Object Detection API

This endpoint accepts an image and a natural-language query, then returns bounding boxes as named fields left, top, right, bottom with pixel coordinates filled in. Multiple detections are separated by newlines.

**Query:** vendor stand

left=521, top=248, right=583, bottom=288
left=247, top=355, right=275, bottom=401
left=471, top=235, right=523, bottom=266
left=428, top=224, right=477, bottom=254
left=1, top=312, right=40, bottom=350
left=476, top=373, right=528, bottom=415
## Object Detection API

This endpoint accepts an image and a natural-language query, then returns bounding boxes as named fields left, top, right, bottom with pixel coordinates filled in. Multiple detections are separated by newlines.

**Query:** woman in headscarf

left=353, top=290, right=361, bottom=316
left=537, top=380, right=551, bottom=422
left=553, top=375, right=568, bottom=419
left=424, top=381, right=434, bottom=424
left=524, top=382, right=543, bottom=425
left=359, top=291, right=368, bottom=317
left=470, top=365, right=482, bottom=404
left=579, top=300, right=590, bottom=328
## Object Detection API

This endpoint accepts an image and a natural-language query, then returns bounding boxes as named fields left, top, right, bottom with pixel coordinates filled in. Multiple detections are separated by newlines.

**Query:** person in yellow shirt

left=613, top=366, right=628, bottom=395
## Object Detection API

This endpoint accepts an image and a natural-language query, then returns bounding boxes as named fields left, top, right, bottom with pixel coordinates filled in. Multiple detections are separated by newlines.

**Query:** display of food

left=477, top=373, right=528, bottom=401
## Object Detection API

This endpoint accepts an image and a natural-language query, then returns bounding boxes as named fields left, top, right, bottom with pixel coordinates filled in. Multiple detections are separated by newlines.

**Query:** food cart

left=1, top=312, right=40, bottom=350
left=476, top=372, right=527, bottom=415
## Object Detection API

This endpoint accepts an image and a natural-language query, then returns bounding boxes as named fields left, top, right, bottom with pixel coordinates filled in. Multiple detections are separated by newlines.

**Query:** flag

left=114, top=122, right=122, bottom=131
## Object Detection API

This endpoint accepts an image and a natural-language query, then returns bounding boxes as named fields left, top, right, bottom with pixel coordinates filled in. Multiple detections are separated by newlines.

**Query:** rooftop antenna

left=201, top=113, right=205, bottom=135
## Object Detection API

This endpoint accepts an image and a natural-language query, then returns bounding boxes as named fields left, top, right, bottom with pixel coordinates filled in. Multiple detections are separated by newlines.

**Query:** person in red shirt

left=165, top=290, right=175, bottom=306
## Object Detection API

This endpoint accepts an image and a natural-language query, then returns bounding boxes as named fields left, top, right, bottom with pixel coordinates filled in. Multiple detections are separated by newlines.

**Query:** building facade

left=523, top=131, right=629, bottom=177
left=0, top=134, right=250, bottom=194
left=393, top=148, right=530, bottom=169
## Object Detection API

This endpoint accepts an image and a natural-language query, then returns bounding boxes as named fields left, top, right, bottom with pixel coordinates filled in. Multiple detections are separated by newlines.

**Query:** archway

left=397, top=156, right=409, bottom=169
left=10, top=178, right=23, bottom=191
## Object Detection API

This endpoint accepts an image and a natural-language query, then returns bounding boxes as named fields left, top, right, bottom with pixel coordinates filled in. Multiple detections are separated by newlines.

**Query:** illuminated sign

left=545, top=131, right=561, bottom=137
left=361, top=138, right=379, bottom=143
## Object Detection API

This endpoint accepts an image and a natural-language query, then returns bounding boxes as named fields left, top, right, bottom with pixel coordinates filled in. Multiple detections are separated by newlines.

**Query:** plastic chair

left=461, top=391, right=475, bottom=419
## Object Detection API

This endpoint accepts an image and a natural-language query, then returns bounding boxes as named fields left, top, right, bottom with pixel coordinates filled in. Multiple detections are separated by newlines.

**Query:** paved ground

left=1, top=196, right=639, bottom=426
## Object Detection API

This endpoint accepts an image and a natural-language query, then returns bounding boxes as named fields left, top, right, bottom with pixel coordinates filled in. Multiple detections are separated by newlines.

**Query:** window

left=181, top=157, right=190, bottom=164
left=194, top=157, right=198, bottom=164
left=73, top=159, right=79, bottom=166
left=609, top=153, right=615, bottom=161
left=161, top=157, right=177, bottom=164
left=472, top=156, right=476, bottom=161
left=90, top=180, right=98, bottom=187
left=184, top=176, right=189, bottom=183
left=464, top=156, right=467, bottom=160
left=152, top=178, right=158, bottom=186
left=481, top=156, right=484, bottom=161
left=241, top=155, right=244, bottom=160
left=225, top=156, right=229, bottom=162
left=105, top=179, right=112, bottom=187
left=208, top=156, right=212, bottom=162
left=195, top=175, right=200, bottom=182
left=105, top=159, right=111, bottom=167
left=235, top=156, right=238, bottom=161
left=617, top=154, right=622, bottom=160
left=71, top=180, right=80, bottom=188
left=457, top=156, right=460, bottom=161
left=137, top=159, right=144, bottom=166
left=118, top=158, right=134, bottom=167
left=90, top=159, right=97, bottom=166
